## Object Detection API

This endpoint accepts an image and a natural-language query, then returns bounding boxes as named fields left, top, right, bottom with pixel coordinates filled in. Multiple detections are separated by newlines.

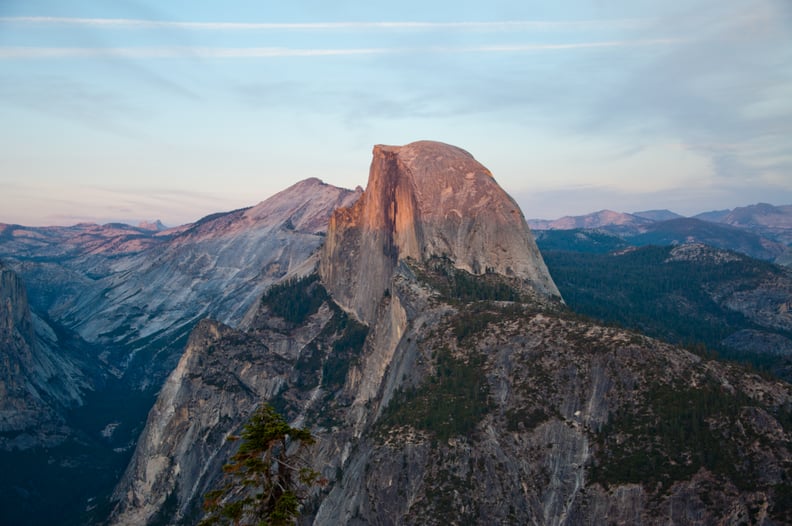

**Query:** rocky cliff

left=0, top=263, right=89, bottom=450
left=109, top=318, right=294, bottom=525
left=109, top=142, right=792, bottom=525
left=320, top=141, right=559, bottom=323
left=311, top=270, right=792, bottom=525
left=109, top=274, right=361, bottom=525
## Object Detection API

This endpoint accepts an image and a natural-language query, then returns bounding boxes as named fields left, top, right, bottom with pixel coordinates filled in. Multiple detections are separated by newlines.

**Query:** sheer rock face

left=0, top=265, right=40, bottom=440
left=320, top=141, right=560, bottom=323
left=0, top=264, right=88, bottom=449
left=109, top=294, right=345, bottom=526
left=109, top=318, right=301, bottom=526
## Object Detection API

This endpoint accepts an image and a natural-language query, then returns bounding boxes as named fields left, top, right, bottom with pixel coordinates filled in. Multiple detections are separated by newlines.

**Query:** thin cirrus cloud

left=0, top=40, right=681, bottom=60
left=0, top=16, right=649, bottom=31
left=0, top=15, right=677, bottom=60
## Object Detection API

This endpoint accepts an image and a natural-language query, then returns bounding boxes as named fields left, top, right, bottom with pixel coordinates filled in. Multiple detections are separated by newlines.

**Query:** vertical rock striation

left=0, top=263, right=88, bottom=449
left=320, top=141, right=560, bottom=323
left=109, top=319, right=297, bottom=525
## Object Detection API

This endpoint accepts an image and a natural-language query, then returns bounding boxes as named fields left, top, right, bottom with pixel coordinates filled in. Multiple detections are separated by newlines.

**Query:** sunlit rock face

left=320, top=140, right=560, bottom=323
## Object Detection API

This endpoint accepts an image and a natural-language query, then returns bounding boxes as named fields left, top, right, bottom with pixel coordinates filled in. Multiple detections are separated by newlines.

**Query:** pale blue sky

left=1, top=0, right=790, bottom=226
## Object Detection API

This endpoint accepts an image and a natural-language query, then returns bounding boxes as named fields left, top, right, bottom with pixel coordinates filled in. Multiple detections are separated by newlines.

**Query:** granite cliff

left=0, top=263, right=90, bottom=450
left=320, top=141, right=559, bottom=323
left=109, top=142, right=791, bottom=525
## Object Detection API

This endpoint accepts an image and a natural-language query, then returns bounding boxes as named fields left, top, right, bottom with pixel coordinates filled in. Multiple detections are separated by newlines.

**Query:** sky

left=1, top=0, right=791, bottom=227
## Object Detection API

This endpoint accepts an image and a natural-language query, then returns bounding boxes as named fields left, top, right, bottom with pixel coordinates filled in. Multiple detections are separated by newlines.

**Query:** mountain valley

left=539, top=243, right=792, bottom=381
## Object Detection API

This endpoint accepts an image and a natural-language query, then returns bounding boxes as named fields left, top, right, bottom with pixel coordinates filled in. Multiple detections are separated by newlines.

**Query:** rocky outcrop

left=109, top=276, right=356, bottom=525
left=320, top=141, right=559, bottom=323
left=0, top=180, right=361, bottom=525
left=309, top=266, right=792, bottom=525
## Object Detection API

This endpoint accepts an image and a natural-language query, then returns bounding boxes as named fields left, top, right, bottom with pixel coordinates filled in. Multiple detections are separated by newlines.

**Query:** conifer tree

left=201, top=404, right=323, bottom=526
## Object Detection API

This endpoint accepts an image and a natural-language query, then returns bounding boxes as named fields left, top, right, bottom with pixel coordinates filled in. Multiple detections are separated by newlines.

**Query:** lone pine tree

left=201, top=404, right=323, bottom=526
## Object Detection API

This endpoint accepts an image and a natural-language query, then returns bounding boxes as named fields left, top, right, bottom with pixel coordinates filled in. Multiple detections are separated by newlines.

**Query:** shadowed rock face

left=109, top=318, right=297, bottom=526
left=0, top=264, right=88, bottom=449
left=321, top=140, right=560, bottom=323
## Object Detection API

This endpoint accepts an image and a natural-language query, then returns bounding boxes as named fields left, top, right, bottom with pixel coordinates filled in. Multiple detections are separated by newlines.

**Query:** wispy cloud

left=0, top=47, right=388, bottom=59
left=0, top=39, right=681, bottom=60
left=0, top=16, right=648, bottom=31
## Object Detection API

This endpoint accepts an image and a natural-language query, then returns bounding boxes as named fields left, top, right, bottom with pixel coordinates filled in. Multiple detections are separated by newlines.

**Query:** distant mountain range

left=531, top=201, right=792, bottom=384
left=529, top=203, right=792, bottom=266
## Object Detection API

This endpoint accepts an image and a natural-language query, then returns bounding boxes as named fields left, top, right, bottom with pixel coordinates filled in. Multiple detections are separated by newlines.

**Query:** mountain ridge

left=529, top=203, right=792, bottom=266
left=0, top=178, right=362, bottom=389
left=0, top=262, right=93, bottom=450
left=529, top=202, right=792, bottom=231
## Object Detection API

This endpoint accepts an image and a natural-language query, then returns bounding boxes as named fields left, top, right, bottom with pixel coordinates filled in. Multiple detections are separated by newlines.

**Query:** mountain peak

left=373, top=140, right=487, bottom=172
left=529, top=209, right=652, bottom=231
left=137, top=219, right=167, bottom=231
left=320, top=141, right=560, bottom=323
left=241, top=178, right=363, bottom=233
left=632, top=209, right=683, bottom=222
